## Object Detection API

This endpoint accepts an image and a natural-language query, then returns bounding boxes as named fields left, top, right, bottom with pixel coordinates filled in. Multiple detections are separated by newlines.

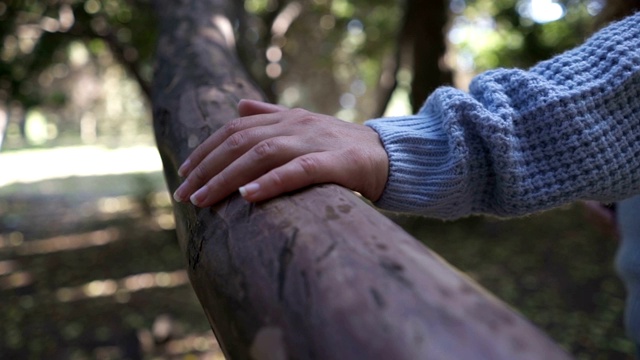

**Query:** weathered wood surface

left=151, top=1, right=573, bottom=359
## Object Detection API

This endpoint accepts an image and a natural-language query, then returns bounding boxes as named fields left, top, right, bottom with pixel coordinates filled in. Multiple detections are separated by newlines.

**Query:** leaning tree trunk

left=151, top=1, right=573, bottom=359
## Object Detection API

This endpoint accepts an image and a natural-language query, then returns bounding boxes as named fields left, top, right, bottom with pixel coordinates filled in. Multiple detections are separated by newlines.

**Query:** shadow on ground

left=0, top=171, right=636, bottom=359
left=393, top=205, right=635, bottom=359
left=0, top=172, right=222, bottom=359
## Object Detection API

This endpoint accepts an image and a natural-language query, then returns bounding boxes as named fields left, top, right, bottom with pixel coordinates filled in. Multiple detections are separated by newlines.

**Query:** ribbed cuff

left=365, top=110, right=470, bottom=219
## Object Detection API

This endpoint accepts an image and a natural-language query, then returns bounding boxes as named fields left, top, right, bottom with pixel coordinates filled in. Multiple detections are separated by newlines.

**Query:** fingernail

left=173, top=183, right=187, bottom=202
left=178, top=159, right=191, bottom=177
left=173, top=189, right=183, bottom=202
left=239, top=183, right=260, bottom=198
left=190, top=187, right=207, bottom=206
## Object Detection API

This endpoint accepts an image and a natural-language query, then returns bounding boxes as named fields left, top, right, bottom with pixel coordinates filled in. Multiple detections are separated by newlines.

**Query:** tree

left=1, top=0, right=634, bottom=357
left=151, top=0, right=573, bottom=358
left=0, top=0, right=155, bottom=149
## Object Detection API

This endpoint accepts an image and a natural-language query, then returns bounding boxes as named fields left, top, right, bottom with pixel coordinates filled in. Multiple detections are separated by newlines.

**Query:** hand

left=172, top=99, right=389, bottom=207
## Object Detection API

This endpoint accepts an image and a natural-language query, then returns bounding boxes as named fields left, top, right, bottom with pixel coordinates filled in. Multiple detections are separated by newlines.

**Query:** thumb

left=238, top=99, right=287, bottom=117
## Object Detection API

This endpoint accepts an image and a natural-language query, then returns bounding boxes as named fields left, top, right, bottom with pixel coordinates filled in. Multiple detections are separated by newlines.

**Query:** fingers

left=237, top=99, right=287, bottom=117
left=177, top=100, right=285, bottom=178
left=186, top=136, right=306, bottom=207
left=238, top=153, right=343, bottom=203
left=172, top=104, right=390, bottom=208
left=174, top=125, right=289, bottom=203
left=238, top=140, right=389, bottom=203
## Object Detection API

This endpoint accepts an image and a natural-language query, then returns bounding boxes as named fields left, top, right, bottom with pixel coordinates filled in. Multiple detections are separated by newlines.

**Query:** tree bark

left=594, top=0, right=640, bottom=28
left=375, top=0, right=453, bottom=116
left=151, top=1, right=573, bottom=359
left=406, top=0, right=452, bottom=112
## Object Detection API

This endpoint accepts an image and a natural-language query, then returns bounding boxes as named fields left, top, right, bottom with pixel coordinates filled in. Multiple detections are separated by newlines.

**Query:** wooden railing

left=150, top=1, right=572, bottom=359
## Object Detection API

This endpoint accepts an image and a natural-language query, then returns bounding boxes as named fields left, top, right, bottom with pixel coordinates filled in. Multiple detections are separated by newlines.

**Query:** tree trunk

left=151, top=0, right=573, bottom=359
left=405, top=0, right=452, bottom=112
left=594, top=0, right=640, bottom=28
left=375, top=0, right=453, bottom=116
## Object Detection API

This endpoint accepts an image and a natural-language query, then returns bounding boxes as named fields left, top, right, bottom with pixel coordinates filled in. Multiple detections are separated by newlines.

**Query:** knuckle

left=298, top=115, right=317, bottom=126
left=191, top=165, right=207, bottom=183
left=188, top=149, right=203, bottom=163
left=297, top=155, right=321, bottom=178
left=215, top=172, right=232, bottom=189
left=342, top=147, right=363, bottom=163
left=290, top=109, right=316, bottom=125
left=289, top=108, right=308, bottom=117
left=270, top=170, right=285, bottom=189
left=226, top=131, right=246, bottom=150
left=253, top=139, right=279, bottom=158
left=223, top=119, right=242, bottom=137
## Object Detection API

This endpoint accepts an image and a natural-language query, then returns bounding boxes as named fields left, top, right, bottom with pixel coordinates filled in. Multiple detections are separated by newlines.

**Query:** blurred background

left=1, top=0, right=639, bottom=358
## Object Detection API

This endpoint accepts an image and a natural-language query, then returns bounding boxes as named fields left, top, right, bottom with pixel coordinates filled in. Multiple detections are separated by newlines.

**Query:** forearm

left=367, top=12, right=640, bottom=219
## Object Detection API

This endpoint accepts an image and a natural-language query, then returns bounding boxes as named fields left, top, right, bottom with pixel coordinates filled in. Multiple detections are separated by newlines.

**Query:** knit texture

left=366, top=12, right=640, bottom=220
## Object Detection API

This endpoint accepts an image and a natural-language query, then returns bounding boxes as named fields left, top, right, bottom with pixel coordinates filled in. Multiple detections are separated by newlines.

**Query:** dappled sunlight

left=0, top=145, right=163, bottom=188
left=55, top=270, right=189, bottom=303
left=0, top=259, right=18, bottom=275
left=97, top=196, right=137, bottom=215
left=155, top=212, right=176, bottom=230
left=0, top=270, right=33, bottom=289
left=122, top=271, right=188, bottom=291
left=0, top=231, right=25, bottom=248
left=1, top=0, right=633, bottom=357
left=0, top=227, right=120, bottom=255
left=137, top=329, right=224, bottom=359
left=519, top=0, right=565, bottom=24
left=383, top=68, right=413, bottom=117
left=0, top=106, right=6, bottom=150
left=0, top=147, right=212, bottom=357
left=262, top=2, right=302, bottom=80
left=210, top=14, right=236, bottom=49
left=162, top=333, right=224, bottom=359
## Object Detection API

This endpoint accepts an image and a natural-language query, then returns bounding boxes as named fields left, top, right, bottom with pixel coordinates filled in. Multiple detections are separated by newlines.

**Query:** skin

left=173, top=99, right=390, bottom=208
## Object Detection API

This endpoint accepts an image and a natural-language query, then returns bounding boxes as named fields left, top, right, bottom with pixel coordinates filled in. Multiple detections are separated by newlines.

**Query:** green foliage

left=0, top=0, right=610, bottom=138
left=0, top=1, right=635, bottom=357
left=453, top=0, right=597, bottom=71
left=0, top=0, right=156, bottom=149
left=245, top=0, right=277, bottom=14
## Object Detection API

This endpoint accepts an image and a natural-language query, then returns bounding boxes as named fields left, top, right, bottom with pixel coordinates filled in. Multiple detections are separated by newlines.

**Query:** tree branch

left=150, top=1, right=574, bottom=359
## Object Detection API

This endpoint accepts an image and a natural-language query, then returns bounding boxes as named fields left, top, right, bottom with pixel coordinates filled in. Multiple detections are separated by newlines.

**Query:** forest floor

left=1, top=146, right=221, bottom=359
left=0, top=145, right=636, bottom=359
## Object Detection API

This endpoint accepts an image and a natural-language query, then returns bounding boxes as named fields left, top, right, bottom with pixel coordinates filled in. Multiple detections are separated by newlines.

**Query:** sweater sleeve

left=365, top=12, right=640, bottom=219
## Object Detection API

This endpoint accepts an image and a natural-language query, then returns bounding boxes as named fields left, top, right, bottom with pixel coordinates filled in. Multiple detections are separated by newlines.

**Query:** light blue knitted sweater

left=366, top=12, right=640, bottom=350
left=367, top=13, right=640, bottom=219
